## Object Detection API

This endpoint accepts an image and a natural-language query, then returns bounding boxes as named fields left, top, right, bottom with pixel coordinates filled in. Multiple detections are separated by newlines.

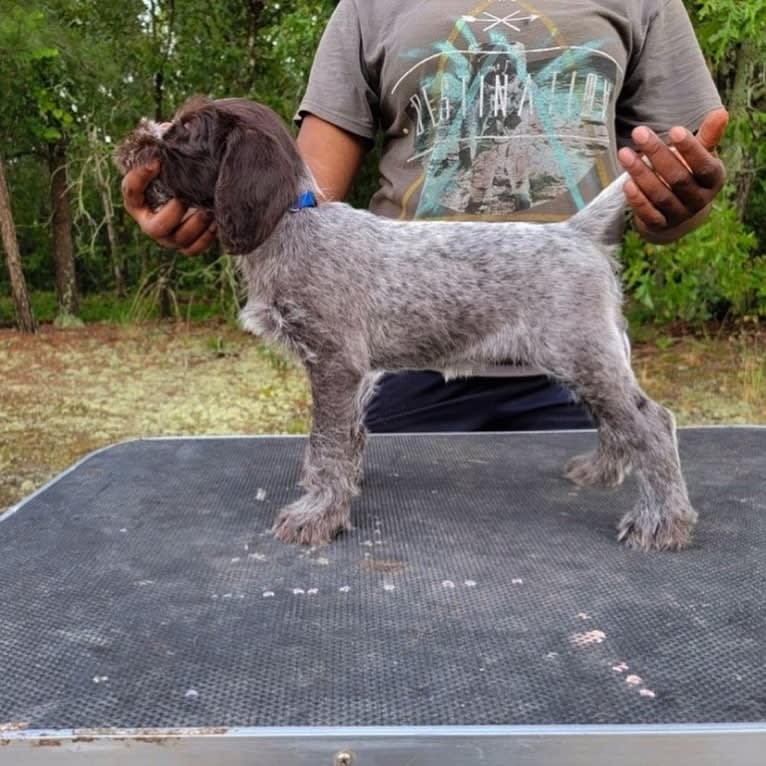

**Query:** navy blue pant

left=364, top=371, right=594, bottom=433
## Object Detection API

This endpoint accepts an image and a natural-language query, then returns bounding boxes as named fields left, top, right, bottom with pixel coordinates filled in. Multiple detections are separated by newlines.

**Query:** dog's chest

left=240, top=299, right=284, bottom=342
left=239, top=297, right=316, bottom=364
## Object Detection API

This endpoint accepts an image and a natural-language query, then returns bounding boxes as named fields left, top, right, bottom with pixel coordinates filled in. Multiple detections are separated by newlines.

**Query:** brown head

left=114, top=97, right=307, bottom=253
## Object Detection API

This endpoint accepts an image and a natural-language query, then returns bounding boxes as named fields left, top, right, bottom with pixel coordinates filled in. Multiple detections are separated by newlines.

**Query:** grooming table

left=0, top=428, right=764, bottom=764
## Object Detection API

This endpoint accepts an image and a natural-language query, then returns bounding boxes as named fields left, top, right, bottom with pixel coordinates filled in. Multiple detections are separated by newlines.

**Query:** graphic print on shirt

left=394, top=1, right=622, bottom=220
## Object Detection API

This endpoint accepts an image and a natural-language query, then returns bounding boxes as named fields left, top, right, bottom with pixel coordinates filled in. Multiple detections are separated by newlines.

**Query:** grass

left=630, top=322, right=766, bottom=424
left=0, top=321, right=310, bottom=511
left=0, top=317, right=764, bottom=513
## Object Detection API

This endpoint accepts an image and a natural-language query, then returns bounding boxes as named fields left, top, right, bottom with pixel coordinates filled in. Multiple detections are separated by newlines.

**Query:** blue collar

left=289, top=191, right=318, bottom=212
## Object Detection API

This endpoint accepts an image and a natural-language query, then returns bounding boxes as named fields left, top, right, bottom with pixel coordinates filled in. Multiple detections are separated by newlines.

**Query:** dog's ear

left=214, top=123, right=300, bottom=255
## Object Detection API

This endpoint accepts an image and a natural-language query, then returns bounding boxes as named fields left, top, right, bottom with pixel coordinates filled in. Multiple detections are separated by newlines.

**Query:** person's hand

left=617, top=108, right=729, bottom=244
left=121, top=161, right=218, bottom=256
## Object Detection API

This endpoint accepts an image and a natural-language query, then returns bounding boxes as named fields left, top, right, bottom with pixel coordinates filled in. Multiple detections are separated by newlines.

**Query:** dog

left=115, top=96, right=697, bottom=552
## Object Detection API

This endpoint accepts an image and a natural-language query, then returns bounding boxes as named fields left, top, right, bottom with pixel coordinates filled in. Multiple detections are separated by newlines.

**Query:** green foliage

left=0, top=291, right=57, bottom=324
left=254, top=1, right=336, bottom=118
left=622, top=194, right=765, bottom=324
left=126, top=251, right=240, bottom=323
left=686, top=0, right=766, bottom=64
left=0, top=289, right=233, bottom=325
left=1, top=0, right=766, bottom=330
left=0, top=3, right=100, bottom=146
left=618, top=2, right=766, bottom=327
left=685, top=2, right=766, bottom=208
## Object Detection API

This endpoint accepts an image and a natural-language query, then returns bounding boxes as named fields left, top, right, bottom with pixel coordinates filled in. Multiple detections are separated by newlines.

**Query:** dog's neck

left=297, top=167, right=322, bottom=203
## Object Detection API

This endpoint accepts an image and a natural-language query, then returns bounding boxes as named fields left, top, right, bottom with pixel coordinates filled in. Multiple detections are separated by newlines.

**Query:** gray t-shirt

left=297, top=0, right=722, bottom=221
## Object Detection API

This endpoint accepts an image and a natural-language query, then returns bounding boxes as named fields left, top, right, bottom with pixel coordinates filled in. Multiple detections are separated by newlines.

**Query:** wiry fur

left=116, top=97, right=698, bottom=552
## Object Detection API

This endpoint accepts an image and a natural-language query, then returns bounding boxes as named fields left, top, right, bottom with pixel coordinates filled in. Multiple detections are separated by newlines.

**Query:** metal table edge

left=3, top=722, right=766, bottom=766
left=3, top=722, right=766, bottom=740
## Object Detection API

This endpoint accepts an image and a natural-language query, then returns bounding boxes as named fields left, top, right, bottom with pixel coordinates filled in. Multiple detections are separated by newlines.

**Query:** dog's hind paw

left=617, top=505, right=697, bottom=552
left=564, top=451, right=630, bottom=488
left=272, top=493, right=351, bottom=546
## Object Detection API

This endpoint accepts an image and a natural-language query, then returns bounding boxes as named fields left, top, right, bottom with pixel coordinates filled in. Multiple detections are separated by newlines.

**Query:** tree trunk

left=240, top=1, right=265, bottom=92
left=154, top=69, right=165, bottom=122
left=48, top=141, right=79, bottom=318
left=0, top=156, right=37, bottom=333
left=721, top=39, right=758, bottom=216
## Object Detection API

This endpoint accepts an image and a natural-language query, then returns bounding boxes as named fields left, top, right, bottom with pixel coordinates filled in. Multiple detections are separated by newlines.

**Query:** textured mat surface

left=0, top=429, right=764, bottom=730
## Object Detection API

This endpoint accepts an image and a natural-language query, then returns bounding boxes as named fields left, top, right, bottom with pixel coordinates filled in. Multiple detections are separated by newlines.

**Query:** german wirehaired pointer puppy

left=115, top=97, right=697, bottom=552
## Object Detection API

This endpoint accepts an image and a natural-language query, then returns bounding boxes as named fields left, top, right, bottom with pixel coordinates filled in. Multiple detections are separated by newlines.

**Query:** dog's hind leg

left=273, top=359, right=367, bottom=546
left=349, top=373, right=379, bottom=487
left=561, top=335, right=696, bottom=551
left=564, top=417, right=632, bottom=488
left=563, top=334, right=632, bottom=489
left=613, top=397, right=697, bottom=551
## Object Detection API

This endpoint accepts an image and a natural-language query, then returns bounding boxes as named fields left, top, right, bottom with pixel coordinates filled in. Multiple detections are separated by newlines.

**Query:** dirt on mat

left=1, top=320, right=764, bottom=512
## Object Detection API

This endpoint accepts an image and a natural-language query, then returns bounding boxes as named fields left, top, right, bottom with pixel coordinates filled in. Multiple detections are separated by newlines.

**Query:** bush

left=621, top=193, right=766, bottom=324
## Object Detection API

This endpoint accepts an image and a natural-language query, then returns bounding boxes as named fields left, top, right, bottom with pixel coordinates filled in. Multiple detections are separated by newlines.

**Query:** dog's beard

left=143, top=179, right=175, bottom=212
left=118, top=120, right=176, bottom=212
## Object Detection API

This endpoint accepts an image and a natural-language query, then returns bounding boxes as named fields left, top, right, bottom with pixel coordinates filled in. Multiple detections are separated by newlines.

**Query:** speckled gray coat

left=115, top=98, right=696, bottom=552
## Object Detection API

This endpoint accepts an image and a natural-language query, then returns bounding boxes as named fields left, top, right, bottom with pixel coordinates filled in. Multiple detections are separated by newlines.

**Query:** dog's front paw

left=617, top=503, right=698, bottom=552
left=564, top=451, right=630, bottom=488
left=272, top=493, right=351, bottom=546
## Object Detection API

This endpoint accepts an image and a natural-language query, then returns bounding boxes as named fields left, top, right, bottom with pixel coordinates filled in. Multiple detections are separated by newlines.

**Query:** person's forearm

left=296, top=114, right=368, bottom=202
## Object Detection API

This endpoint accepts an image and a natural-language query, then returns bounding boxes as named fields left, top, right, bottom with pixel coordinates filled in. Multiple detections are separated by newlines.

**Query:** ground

left=0, top=320, right=764, bottom=513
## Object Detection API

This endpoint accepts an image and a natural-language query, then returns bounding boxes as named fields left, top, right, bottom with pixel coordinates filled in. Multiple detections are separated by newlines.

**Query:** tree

left=0, top=5, right=80, bottom=321
left=0, top=155, right=36, bottom=332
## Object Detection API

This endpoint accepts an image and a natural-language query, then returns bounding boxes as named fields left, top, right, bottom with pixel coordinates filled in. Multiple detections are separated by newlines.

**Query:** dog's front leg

left=273, top=361, right=365, bottom=546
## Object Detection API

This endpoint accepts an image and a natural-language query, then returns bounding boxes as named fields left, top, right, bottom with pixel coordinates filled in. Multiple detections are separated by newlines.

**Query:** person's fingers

left=618, top=145, right=689, bottom=226
left=121, top=162, right=160, bottom=216
left=139, top=198, right=191, bottom=241
left=630, top=127, right=708, bottom=213
left=180, top=223, right=218, bottom=257
left=168, top=210, right=216, bottom=250
left=693, top=107, right=729, bottom=153
left=119, top=160, right=217, bottom=252
left=121, top=161, right=197, bottom=242
left=668, top=126, right=727, bottom=191
left=621, top=176, right=668, bottom=232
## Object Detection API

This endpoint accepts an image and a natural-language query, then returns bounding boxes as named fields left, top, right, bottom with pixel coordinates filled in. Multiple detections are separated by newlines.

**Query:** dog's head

left=114, top=97, right=306, bottom=253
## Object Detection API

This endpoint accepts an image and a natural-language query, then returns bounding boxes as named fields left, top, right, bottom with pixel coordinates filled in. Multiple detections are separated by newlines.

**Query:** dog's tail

left=565, top=172, right=629, bottom=245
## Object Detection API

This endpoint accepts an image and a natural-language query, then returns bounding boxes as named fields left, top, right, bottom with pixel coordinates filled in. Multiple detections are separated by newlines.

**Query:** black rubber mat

left=0, top=429, right=764, bottom=730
